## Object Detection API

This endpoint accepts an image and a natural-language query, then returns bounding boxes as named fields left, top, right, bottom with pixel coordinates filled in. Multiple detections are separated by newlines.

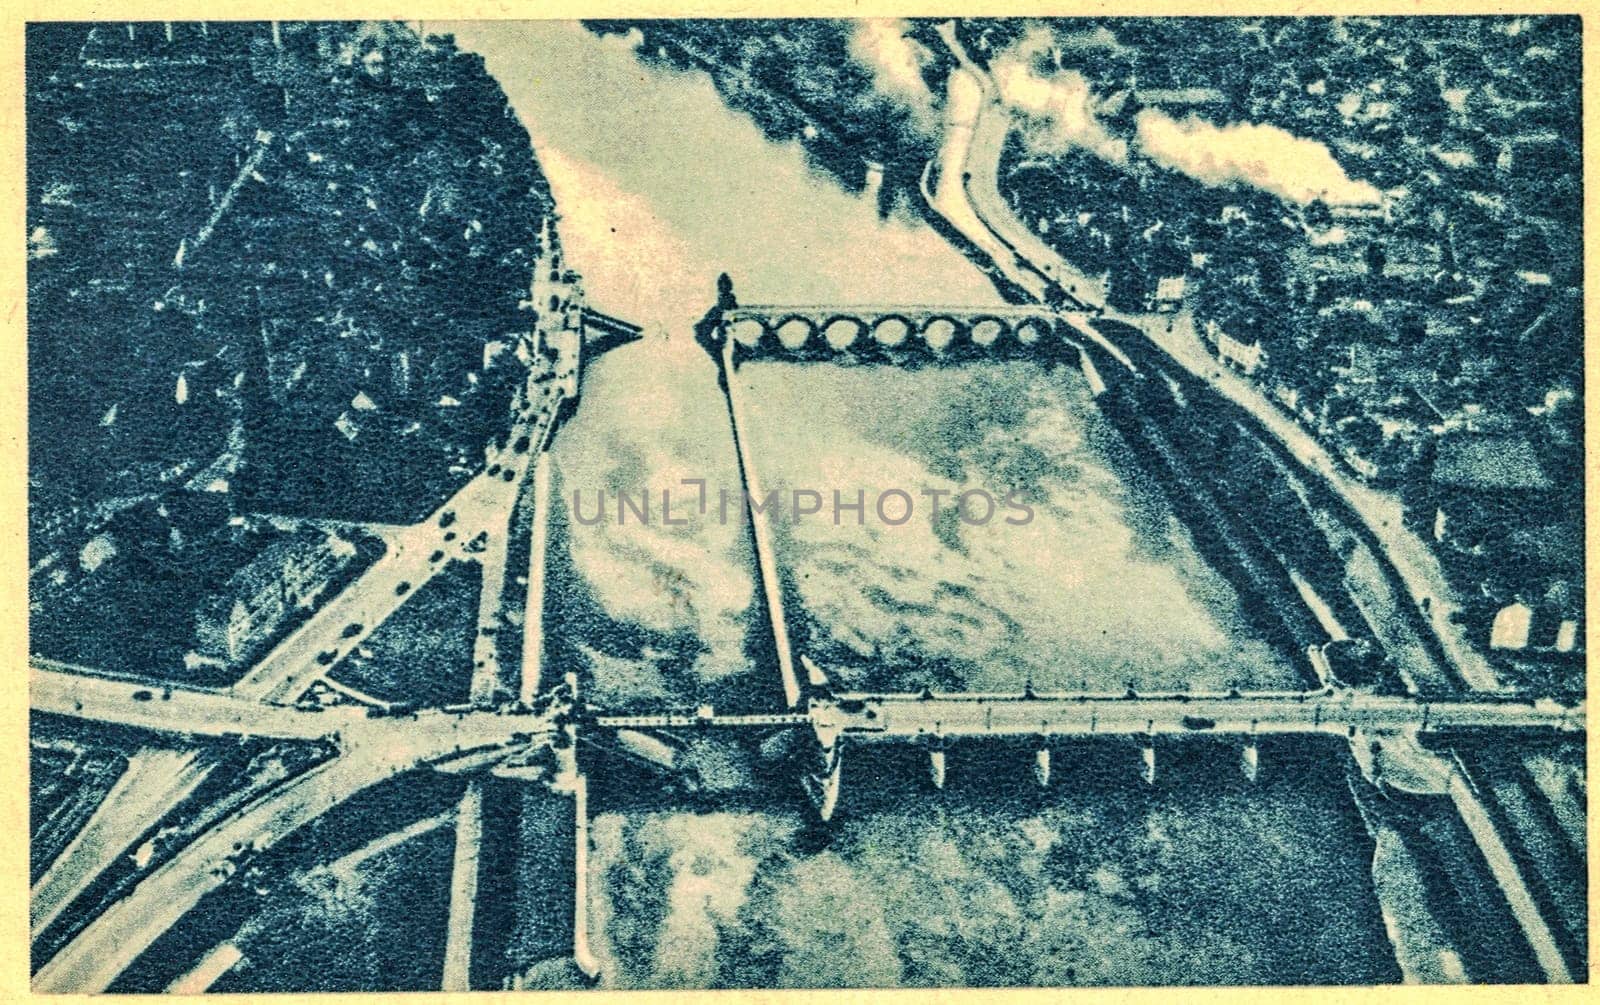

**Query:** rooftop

left=1432, top=432, right=1552, bottom=491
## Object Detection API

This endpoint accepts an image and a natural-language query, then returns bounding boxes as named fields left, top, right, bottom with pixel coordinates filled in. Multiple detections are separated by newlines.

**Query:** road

left=29, top=399, right=546, bottom=967
left=31, top=703, right=559, bottom=994
left=232, top=384, right=566, bottom=706
left=441, top=781, right=484, bottom=991
left=30, top=747, right=211, bottom=941
left=1139, top=315, right=1500, bottom=691
left=31, top=664, right=357, bottom=742
left=814, top=689, right=1584, bottom=741
left=32, top=755, right=395, bottom=993
left=32, top=371, right=568, bottom=990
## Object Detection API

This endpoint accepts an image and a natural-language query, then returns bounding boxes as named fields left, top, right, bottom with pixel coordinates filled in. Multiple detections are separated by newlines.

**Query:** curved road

left=32, top=703, right=557, bottom=994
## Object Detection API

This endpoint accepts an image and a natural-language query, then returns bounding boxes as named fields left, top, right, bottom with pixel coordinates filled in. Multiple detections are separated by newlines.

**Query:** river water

left=441, top=20, right=1397, bottom=988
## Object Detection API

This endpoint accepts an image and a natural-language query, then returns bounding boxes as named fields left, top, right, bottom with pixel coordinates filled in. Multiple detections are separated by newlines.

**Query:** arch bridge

left=701, top=300, right=1131, bottom=371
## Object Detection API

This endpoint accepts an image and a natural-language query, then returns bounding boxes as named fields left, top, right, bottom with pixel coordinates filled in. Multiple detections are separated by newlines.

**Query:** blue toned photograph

left=26, top=16, right=1584, bottom=992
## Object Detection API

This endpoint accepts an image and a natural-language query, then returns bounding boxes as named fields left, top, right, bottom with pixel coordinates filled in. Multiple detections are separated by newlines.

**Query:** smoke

left=981, top=25, right=1381, bottom=208
left=990, top=27, right=1128, bottom=163
left=846, top=19, right=938, bottom=131
left=1134, top=109, right=1383, bottom=207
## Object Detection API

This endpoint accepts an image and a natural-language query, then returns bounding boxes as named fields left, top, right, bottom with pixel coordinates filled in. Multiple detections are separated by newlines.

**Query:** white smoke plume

left=1134, top=109, right=1383, bottom=207
left=990, top=27, right=1128, bottom=163
left=847, top=19, right=938, bottom=131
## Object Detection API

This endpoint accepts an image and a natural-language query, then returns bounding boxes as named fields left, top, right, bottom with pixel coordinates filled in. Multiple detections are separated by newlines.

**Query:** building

left=1428, top=431, right=1553, bottom=554
left=193, top=529, right=357, bottom=665
left=1489, top=600, right=1581, bottom=656
left=1202, top=320, right=1265, bottom=375
left=1150, top=275, right=1186, bottom=312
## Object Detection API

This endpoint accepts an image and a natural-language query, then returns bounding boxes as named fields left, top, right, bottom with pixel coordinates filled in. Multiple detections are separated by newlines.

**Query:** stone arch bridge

left=697, top=298, right=1134, bottom=373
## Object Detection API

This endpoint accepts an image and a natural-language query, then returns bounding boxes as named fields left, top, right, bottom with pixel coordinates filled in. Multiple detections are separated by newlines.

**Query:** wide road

left=31, top=665, right=356, bottom=742
left=30, top=748, right=210, bottom=941
left=32, top=755, right=394, bottom=993
left=32, top=705, right=559, bottom=994
left=232, top=384, right=565, bottom=705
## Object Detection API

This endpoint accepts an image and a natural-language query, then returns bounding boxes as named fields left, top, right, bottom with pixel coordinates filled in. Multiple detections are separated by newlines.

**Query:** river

left=437, top=20, right=1396, bottom=989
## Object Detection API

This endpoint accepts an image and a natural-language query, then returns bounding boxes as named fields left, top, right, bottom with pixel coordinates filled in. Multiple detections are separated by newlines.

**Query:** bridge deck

left=725, top=303, right=1071, bottom=319
left=816, top=692, right=1582, bottom=740
left=594, top=712, right=812, bottom=730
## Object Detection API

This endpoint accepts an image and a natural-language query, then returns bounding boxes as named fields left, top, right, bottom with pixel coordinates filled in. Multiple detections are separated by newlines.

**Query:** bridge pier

left=928, top=744, right=948, bottom=790
left=814, top=745, right=842, bottom=823
left=801, top=654, right=832, bottom=697
left=802, top=715, right=845, bottom=822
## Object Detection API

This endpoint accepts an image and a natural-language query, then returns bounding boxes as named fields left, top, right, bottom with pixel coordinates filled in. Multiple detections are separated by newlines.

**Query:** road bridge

left=576, top=688, right=1581, bottom=746
left=709, top=301, right=1107, bottom=368
left=793, top=686, right=1581, bottom=819
left=593, top=710, right=813, bottom=730
left=31, top=659, right=1586, bottom=992
left=812, top=689, right=1584, bottom=741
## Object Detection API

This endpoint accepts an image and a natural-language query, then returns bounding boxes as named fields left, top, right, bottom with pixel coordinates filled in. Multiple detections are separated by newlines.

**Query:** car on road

left=131, top=689, right=154, bottom=702
left=395, top=581, right=412, bottom=596
left=439, top=510, right=456, bottom=529
left=315, top=650, right=339, bottom=666
left=341, top=623, right=364, bottom=639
